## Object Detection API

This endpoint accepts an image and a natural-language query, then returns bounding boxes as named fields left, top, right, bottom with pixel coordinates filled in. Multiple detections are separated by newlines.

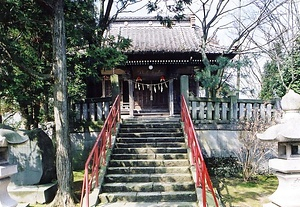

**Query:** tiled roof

left=107, top=16, right=203, bottom=54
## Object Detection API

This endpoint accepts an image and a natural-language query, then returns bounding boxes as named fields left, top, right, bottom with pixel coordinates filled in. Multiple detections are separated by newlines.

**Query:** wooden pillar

left=180, top=75, right=189, bottom=104
left=128, top=80, right=134, bottom=117
left=102, top=77, right=106, bottom=97
left=110, top=74, right=120, bottom=102
left=195, top=79, right=200, bottom=97
left=169, top=79, right=174, bottom=116
left=229, top=95, right=238, bottom=121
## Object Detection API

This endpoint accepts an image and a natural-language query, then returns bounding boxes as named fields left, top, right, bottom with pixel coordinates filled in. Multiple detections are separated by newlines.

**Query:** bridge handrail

left=181, top=95, right=219, bottom=207
left=80, top=95, right=120, bottom=207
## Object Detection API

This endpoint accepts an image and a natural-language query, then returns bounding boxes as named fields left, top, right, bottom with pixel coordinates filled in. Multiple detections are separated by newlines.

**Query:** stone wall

left=196, top=129, right=242, bottom=158
left=195, top=127, right=277, bottom=174
left=70, top=132, right=99, bottom=170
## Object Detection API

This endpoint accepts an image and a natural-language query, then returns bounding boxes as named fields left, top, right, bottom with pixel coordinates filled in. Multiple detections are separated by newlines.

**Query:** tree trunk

left=33, top=103, right=40, bottom=128
left=50, top=0, right=75, bottom=206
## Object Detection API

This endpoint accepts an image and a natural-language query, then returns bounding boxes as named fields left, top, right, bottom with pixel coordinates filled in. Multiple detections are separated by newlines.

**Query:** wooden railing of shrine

left=71, top=95, right=280, bottom=125
left=181, top=95, right=219, bottom=207
left=188, top=96, right=280, bottom=123
left=80, top=95, right=120, bottom=207
left=71, top=97, right=112, bottom=122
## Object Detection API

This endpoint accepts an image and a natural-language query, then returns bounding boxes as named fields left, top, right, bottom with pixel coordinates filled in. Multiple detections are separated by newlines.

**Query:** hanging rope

left=133, top=79, right=172, bottom=93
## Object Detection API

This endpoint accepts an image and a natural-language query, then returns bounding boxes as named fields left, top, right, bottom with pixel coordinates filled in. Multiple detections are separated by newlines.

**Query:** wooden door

left=134, top=81, right=168, bottom=111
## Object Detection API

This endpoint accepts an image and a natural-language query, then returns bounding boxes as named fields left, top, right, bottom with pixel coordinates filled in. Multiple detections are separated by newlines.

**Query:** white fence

left=188, top=96, right=280, bottom=123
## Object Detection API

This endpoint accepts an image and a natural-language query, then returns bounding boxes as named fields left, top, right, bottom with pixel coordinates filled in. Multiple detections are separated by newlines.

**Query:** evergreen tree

left=0, top=0, right=130, bottom=127
left=260, top=38, right=300, bottom=100
left=0, top=0, right=132, bottom=205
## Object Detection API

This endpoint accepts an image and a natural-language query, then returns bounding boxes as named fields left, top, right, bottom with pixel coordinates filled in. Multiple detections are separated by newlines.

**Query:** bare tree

left=188, top=0, right=289, bottom=97
left=148, top=0, right=290, bottom=97
left=236, top=116, right=277, bottom=181
left=248, top=0, right=300, bottom=92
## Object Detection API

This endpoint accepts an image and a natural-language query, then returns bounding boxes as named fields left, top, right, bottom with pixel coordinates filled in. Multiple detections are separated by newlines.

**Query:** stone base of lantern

left=0, top=177, right=18, bottom=207
left=263, top=203, right=280, bottom=207
left=268, top=171, right=300, bottom=207
left=0, top=165, right=18, bottom=207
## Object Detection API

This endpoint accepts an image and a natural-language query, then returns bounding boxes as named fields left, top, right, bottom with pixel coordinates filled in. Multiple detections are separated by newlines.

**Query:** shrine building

left=87, top=16, right=235, bottom=117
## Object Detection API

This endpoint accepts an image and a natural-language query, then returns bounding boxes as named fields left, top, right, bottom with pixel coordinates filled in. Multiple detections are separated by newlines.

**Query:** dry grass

left=216, top=175, right=278, bottom=207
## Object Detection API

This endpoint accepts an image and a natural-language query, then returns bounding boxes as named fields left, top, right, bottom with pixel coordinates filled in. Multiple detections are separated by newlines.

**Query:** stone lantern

left=0, top=133, right=18, bottom=207
left=257, top=90, right=300, bottom=207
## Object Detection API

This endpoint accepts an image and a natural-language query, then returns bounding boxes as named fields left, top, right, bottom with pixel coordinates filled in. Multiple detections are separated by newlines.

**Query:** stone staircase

left=97, top=117, right=198, bottom=207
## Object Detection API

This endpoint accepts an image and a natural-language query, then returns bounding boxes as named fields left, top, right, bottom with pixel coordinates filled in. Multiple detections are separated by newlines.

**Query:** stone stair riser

left=99, top=191, right=197, bottom=203
left=115, top=143, right=186, bottom=148
left=116, top=137, right=185, bottom=143
left=109, top=160, right=190, bottom=167
left=107, top=166, right=191, bottom=174
left=118, top=132, right=183, bottom=137
left=105, top=174, right=193, bottom=183
left=102, top=182, right=195, bottom=192
left=111, top=153, right=188, bottom=160
left=119, top=128, right=182, bottom=133
left=113, top=148, right=187, bottom=154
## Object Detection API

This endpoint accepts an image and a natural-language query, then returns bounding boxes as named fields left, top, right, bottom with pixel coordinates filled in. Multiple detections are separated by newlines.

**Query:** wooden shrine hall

left=88, top=16, right=235, bottom=116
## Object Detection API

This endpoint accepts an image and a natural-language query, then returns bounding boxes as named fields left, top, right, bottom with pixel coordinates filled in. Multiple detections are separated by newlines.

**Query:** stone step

left=116, top=137, right=185, bottom=143
left=115, top=142, right=186, bottom=148
left=107, top=166, right=191, bottom=174
left=102, top=182, right=195, bottom=192
left=105, top=173, right=193, bottom=183
left=99, top=191, right=197, bottom=203
left=109, top=159, right=190, bottom=167
left=118, top=132, right=183, bottom=138
left=98, top=201, right=198, bottom=207
left=96, top=117, right=200, bottom=206
left=111, top=153, right=188, bottom=160
left=113, top=147, right=187, bottom=154
left=122, top=118, right=180, bottom=124
left=120, top=123, right=181, bottom=129
left=119, top=128, right=182, bottom=133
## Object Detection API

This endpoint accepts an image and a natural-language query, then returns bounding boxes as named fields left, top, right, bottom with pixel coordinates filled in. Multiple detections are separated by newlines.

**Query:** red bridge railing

left=181, top=95, right=219, bottom=207
left=80, top=95, right=120, bottom=207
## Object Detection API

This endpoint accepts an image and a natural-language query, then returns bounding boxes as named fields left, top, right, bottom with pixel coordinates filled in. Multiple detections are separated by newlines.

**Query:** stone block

left=8, top=129, right=55, bottom=185
left=0, top=177, right=18, bottom=207
left=8, top=183, right=57, bottom=204
left=269, top=158, right=300, bottom=173
left=0, top=165, right=17, bottom=179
